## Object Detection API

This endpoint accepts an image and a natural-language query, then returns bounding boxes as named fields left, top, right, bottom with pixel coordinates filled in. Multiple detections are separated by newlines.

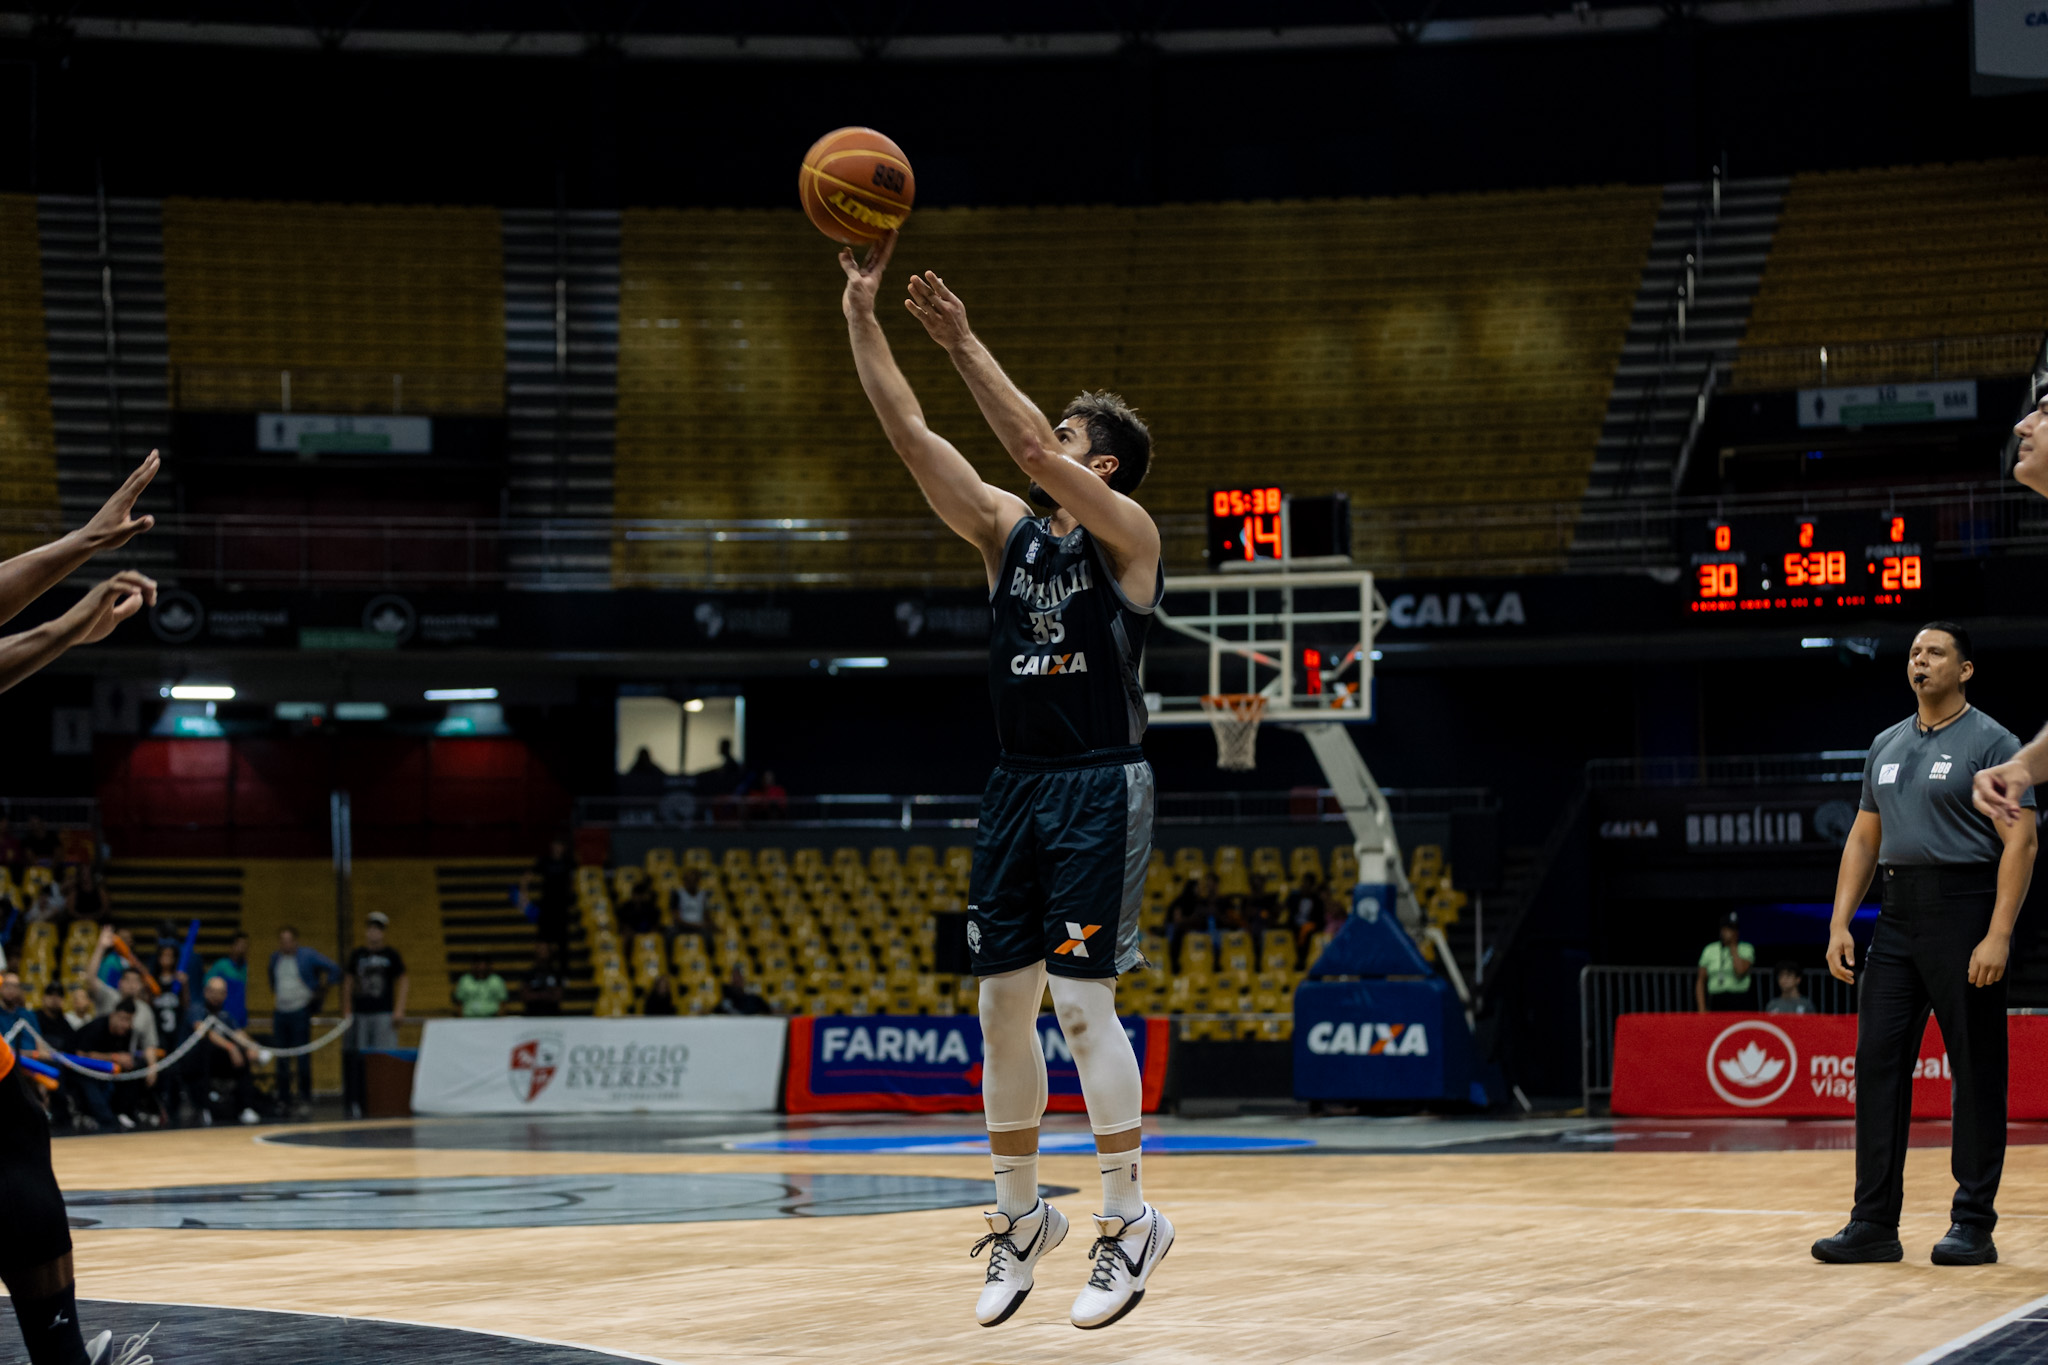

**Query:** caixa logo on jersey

left=1303, top=1020, right=1430, bottom=1057
left=1011, top=651, right=1088, bottom=676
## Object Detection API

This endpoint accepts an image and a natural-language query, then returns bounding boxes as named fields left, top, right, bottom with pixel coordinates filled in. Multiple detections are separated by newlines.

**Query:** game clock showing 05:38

left=1685, top=511, right=1926, bottom=615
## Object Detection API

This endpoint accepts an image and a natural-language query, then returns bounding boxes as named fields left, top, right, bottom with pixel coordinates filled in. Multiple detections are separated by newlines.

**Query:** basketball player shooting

left=840, top=232, right=1172, bottom=1330
left=0, top=453, right=160, bottom=1365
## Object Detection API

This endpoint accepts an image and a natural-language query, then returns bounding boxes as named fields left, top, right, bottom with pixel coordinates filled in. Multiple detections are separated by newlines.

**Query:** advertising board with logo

left=411, top=1017, right=786, bottom=1115
left=1593, top=787, right=1860, bottom=860
left=1291, top=977, right=1485, bottom=1105
left=784, top=1014, right=1170, bottom=1114
left=1611, top=1013, right=2048, bottom=1118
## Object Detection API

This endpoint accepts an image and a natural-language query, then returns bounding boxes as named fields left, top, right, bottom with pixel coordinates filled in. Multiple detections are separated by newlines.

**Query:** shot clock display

left=1684, top=510, right=1927, bottom=615
left=1208, top=486, right=1286, bottom=566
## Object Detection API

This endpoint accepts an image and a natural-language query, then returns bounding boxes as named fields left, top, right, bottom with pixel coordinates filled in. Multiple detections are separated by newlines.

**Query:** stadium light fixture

left=168, top=684, right=236, bottom=701
left=1801, top=638, right=1835, bottom=649
left=334, top=702, right=389, bottom=721
left=826, top=657, right=888, bottom=675
left=684, top=698, right=706, bottom=713
left=424, top=687, right=498, bottom=701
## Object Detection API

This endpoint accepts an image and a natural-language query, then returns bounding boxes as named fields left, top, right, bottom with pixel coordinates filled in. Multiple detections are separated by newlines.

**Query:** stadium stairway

left=1578, top=174, right=1784, bottom=515
left=502, top=206, right=620, bottom=587
left=34, top=194, right=175, bottom=567
left=104, top=859, right=244, bottom=976
left=434, top=859, right=593, bottom=1014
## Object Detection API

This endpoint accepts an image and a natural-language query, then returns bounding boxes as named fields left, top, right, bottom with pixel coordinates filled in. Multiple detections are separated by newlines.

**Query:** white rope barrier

left=4, top=1011, right=350, bottom=1082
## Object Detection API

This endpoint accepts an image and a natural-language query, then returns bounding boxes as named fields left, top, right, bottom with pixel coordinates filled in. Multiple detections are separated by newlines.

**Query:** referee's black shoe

left=1811, top=1221, right=1904, bottom=1263
left=1931, top=1223, right=1998, bottom=1266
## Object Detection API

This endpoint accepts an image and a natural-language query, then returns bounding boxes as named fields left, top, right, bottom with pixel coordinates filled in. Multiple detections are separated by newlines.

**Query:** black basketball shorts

left=0, top=1067, right=73, bottom=1274
left=967, top=746, right=1153, bottom=980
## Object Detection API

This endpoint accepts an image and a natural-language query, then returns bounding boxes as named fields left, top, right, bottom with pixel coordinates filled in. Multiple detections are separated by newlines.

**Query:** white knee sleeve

left=1048, top=974, right=1143, bottom=1135
left=978, top=964, right=1048, bottom=1133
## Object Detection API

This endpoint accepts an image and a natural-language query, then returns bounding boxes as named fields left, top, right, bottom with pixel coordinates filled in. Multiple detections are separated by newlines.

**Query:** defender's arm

left=0, top=571, right=155, bottom=696
left=0, top=453, right=159, bottom=629
left=904, top=272, right=1159, bottom=580
left=841, top=235, right=1027, bottom=581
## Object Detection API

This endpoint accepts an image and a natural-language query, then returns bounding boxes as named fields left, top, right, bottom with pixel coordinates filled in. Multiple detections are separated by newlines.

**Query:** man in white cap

left=341, top=911, right=409, bottom=1119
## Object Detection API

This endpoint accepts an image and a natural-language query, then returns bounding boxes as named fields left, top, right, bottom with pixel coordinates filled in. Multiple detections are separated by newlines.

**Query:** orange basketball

left=798, top=127, right=915, bottom=246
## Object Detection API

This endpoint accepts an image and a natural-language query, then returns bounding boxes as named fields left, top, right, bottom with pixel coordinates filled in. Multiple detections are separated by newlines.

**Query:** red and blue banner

left=784, top=1014, right=1170, bottom=1115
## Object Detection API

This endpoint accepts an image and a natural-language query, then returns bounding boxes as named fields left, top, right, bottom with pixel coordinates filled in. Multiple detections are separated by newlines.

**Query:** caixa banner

left=785, top=1014, right=1170, bottom=1114
left=1610, top=1013, right=2048, bottom=1118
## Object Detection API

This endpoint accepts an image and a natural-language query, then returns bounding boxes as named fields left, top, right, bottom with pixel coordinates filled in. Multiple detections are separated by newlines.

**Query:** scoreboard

left=1205, top=487, right=1352, bottom=569
left=1683, top=510, right=1929, bottom=616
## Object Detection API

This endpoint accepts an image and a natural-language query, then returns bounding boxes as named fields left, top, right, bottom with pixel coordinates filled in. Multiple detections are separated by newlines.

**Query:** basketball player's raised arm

left=839, top=234, right=1026, bottom=572
left=0, top=452, right=158, bottom=629
left=904, top=272, right=1159, bottom=569
left=0, top=570, right=156, bottom=696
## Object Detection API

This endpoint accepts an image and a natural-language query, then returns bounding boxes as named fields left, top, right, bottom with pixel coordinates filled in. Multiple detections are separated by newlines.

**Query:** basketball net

left=1199, top=693, right=1267, bottom=771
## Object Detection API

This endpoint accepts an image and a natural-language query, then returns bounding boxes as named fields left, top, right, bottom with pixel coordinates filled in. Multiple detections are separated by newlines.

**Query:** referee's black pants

left=1852, top=864, right=2008, bottom=1232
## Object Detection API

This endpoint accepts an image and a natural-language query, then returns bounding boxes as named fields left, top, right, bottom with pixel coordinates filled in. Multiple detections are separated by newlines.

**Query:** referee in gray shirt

left=1812, top=623, right=2037, bottom=1266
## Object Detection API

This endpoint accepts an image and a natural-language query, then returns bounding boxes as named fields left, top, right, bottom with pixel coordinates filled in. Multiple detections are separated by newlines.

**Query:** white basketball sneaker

left=971, top=1199, right=1069, bottom=1327
left=1070, top=1204, right=1175, bottom=1330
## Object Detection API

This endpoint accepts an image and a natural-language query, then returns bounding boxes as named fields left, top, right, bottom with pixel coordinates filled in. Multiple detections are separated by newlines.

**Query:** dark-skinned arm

left=0, top=453, right=159, bottom=629
left=0, top=571, right=157, bottom=696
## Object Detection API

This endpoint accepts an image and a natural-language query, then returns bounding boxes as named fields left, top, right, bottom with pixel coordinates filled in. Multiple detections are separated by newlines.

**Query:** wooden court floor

left=45, top=1125, right=2048, bottom=1364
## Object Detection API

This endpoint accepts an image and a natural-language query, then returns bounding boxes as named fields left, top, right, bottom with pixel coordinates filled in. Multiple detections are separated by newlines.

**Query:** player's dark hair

left=111, top=999, right=136, bottom=1016
left=1062, top=391, right=1152, bottom=495
left=1918, top=620, right=1972, bottom=663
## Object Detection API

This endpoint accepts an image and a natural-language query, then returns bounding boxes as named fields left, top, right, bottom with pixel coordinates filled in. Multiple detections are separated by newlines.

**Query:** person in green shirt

left=1696, top=911, right=1756, bottom=1012
left=453, top=955, right=509, bottom=1019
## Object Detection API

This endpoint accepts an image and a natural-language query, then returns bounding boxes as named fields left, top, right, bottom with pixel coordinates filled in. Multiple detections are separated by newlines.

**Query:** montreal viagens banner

left=411, top=1017, right=786, bottom=1114
left=785, top=1014, right=1171, bottom=1114
left=1611, top=1013, right=2048, bottom=1118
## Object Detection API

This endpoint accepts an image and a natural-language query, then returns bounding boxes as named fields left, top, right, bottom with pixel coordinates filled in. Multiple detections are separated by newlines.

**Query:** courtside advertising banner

left=785, top=1014, right=1170, bottom=1114
left=412, top=1017, right=787, bottom=1114
left=1610, top=1013, right=2048, bottom=1118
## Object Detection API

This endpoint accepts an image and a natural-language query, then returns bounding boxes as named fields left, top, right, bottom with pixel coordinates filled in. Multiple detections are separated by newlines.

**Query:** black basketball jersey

left=988, top=515, right=1162, bottom=758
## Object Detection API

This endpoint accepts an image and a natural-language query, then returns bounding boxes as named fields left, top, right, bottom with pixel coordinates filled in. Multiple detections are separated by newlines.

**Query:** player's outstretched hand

left=82, top=451, right=160, bottom=552
left=69, top=570, right=157, bottom=643
left=1974, top=760, right=2033, bottom=827
left=839, top=230, right=898, bottom=319
left=905, top=270, right=971, bottom=351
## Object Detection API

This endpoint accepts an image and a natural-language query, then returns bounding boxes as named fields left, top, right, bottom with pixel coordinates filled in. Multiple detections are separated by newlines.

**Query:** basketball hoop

left=1199, top=693, right=1267, bottom=770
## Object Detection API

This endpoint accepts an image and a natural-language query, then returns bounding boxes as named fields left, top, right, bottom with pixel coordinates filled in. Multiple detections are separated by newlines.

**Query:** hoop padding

left=1199, top=693, right=1267, bottom=771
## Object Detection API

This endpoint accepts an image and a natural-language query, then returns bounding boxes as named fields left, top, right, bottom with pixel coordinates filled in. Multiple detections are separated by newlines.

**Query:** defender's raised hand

left=839, top=230, right=899, bottom=319
left=83, top=451, right=160, bottom=552
left=905, top=270, right=971, bottom=351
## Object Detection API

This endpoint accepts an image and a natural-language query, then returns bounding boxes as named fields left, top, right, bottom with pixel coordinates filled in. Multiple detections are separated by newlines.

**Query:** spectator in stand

left=0, top=816, right=19, bottom=872
left=0, top=971, right=34, bottom=1043
left=270, top=925, right=340, bottom=1119
left=71, top=1000, right=151, bottom=1129
left=523, top=941, right=565, bottom=1016
left=24, top=876, right=65, bottom=928
left=529, top=836, right=575, bottom=960
left=70, top=861, right=109, bottom=929
left=22, top=816, right=58, bottom=868
left=717, top=965, right=771, bottom=1016
left=342, top=912, right=408, bottom=1120
left=454, top=954, right=509, bottom=1018
left=29, top=983, right=91, bottom=1128
left=621, top=880, right=661, bottom=938
left=1287, top=873, right=1332, bottom=953
left=1166, top=874, right=1219, bottom=971
left=149, top=941, right=195, bottom=1122
left=86, top=929, right=159, bottom=1055
left=711, top=738, right=744, bottom=795
left=642, top=976, right=678, bottom=1016
left=207, top=932, right=252, bottom=1028
left=197, top=973, right=265, bottom=1125
left=748, top=769, right=789, bottom=820
left=62, top=984, right=95, bottom=1032
left=1767, top=963, right=1816, bottom=1015
left=1696, top=911, right=1757, bottom=1013
left=670, top=867, right=711, bottom=943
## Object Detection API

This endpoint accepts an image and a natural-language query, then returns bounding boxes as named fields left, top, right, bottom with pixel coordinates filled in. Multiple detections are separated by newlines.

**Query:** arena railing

left=23, top=476, right=2046, bottom=591
left=1726, top=331, right=2044, bottom=394
left=1586, top=751, right=1868, bottom=788
left=575, top=787, right=1491, bottom=830
left=1580, top=964, right=1860, bottom=1113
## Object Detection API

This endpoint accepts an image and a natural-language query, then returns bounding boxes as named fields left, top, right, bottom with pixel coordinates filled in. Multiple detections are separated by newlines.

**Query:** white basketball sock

left=992, top=1151, right=1041, bottom=1219
left=1098, top=1147, right=1144, bottom=1221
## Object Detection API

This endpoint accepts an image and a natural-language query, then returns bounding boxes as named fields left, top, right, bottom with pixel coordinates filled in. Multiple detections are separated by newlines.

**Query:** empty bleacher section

left=0, top=195, right=61, bottom=554
left=1732, top=159, right=2048, bottom=392
left=573, top=838, right=1385, bottom=1036
left=435, top=859, right=585, bottom=1011
left=160, top=199, right=505, bottom=414
left=612, top=187, right=1658, bottom=584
